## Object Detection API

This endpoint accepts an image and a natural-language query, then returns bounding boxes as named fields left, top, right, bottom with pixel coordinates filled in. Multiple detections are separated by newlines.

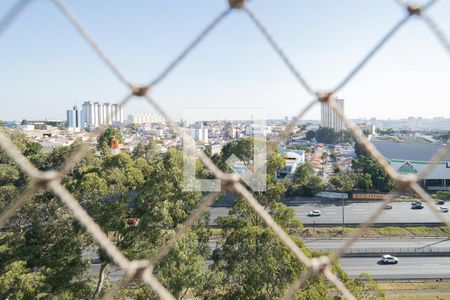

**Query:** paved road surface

left=304, top=238, right=450, bottom=251
left=209, top=201, right=448, bottom=225
left=340, top=257, right=450, bottom=279
left=93, top=256, right=450, bottom=282
left=91, top=264, right=124, bottom=283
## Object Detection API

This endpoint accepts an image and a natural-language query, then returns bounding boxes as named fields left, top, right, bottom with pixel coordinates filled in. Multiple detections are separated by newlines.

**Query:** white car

left=307, top=210, right=321, bottom=217
left=440, top=206, right=449, bottom=213
left=380, top=255, right=399, bottom=264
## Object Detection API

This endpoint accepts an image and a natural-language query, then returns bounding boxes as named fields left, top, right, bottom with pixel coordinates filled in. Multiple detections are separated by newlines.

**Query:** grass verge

left=301, top=226, right=450, bottom=238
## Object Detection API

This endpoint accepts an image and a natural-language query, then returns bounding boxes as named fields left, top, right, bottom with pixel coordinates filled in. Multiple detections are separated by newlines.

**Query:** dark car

left=383, top=205, right=393, bottom=210
left=436, top=200, right=445, bottom=205
left=411, top=204, right=424, bottom=209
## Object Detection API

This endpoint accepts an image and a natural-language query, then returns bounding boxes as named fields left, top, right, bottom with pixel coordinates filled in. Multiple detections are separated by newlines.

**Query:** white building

left=17, top=124, right=35, bottom=131
left=225, top=122, right=237, bottom=139
left=277, top=146, right=306, bottom=178
left=391, top=159, right=450, bottom=191
left=206, top=144, right=223, bottom=156
left=321, top=98, right=345, bottom=132
left=191, top=123, right=208, bottom=144
left=357, top=123, right=376, bottom=136
left=127, top=113, right=165, bottom=125
left=245, top=124, right=271, bottom=136
left=79, top=101, right=123, bottom=128
left=192, top=128, right=208, bottom=144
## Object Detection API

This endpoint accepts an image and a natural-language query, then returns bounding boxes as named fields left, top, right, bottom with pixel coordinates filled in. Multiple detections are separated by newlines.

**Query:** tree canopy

left=290, top=163, right=324, bottom=196
left=0, top=131, right=383, bottom=299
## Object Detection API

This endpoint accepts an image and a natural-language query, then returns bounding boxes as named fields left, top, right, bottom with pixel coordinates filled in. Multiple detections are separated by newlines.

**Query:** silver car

left=380, top=255, right=399, bottom=264
left=307, top=210, right=321, bottom=217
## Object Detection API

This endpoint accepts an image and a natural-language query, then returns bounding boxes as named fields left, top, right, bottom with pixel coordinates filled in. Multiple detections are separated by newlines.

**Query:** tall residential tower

left=321, top=98, right=345, bottom=132
left=76, top=101, right=123, bottom=129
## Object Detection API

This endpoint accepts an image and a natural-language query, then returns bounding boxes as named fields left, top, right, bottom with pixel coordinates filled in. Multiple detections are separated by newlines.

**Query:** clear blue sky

left=0, top=0, right=449, bottom=121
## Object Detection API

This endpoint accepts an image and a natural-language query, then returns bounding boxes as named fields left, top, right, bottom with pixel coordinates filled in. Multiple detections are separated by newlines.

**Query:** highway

left=91, top=238, right=450, bottom=282
left=209, top=201, right=450, bottom=225
left=92, top=256, right=450, bottom=282
left=340, top=257, right=450, bottom=279
left=304, top=238, right=450, bottom=251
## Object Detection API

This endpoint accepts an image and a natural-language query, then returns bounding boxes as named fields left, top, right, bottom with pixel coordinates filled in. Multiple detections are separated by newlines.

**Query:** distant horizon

left=3, top=114, right=450, bottom=123
left=1, top=1, right=449, bottom=122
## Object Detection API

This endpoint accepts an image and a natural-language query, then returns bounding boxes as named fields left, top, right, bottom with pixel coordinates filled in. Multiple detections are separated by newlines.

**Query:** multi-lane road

left=340, top=257, right=450, bottom=279
left=305, top=238, right=450, bottom=279
left=209, top=201, right=448, bottom=225
left=304, top=238, right=450, bottom=251
left=91, top=238, right=450, bottom=281
left=93, top=257, right=450, bottom=281
left=93, top=201, right=450, bottom=282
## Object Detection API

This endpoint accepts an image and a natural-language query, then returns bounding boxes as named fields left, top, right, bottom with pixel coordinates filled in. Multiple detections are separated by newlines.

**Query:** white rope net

left=1, top=0, right=449, bottom=299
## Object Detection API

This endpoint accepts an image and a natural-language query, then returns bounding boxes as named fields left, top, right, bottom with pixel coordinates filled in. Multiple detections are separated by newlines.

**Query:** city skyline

left=1, top=1, right=450, bottom=121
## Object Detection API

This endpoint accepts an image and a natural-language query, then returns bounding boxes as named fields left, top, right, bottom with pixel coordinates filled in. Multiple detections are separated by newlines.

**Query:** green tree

left=132, top=141, right=161, bottom=161
left=291, top=163, right=324, bottom=196
left=0, top=164, right=20, bottom=185
left=352, top=156, right=393, bottom=192
left=377, top=128, right=394, bottom=135
left=211, top=199, right=381, bottom=299
left=316, top=127, right=338, bottom=144
left=132, top=141, right=146, bottom=159
left=305, top=130, right=316, bottom=141
left=329, top=152, right=337, bottom=162
left=0, top=192, right=95, bottom=298
left=355, top=141, right=368, bottom=157
left=212, top=199, right=308, bottom=299
left=339, top=130, right=355, bottom=144
left=433, top=188, right=450, bottom=200
left=97, top=128, right=122, bottom=149
left=85, top=148, right=213, bottom=298
left=329, top=173, right=355, bottom=192
left=356, top=173, right=373, bottom=191
left=286, top=144, right=312, bottom=153
left=0, top=260, right=46, bottom=299
left=220, top=137, right=254, bottom=168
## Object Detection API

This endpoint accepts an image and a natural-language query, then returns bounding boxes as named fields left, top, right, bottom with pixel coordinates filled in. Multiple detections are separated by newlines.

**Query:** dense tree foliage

left=314, top=128, right=354, bottom=144
left=212, top=198, right=383, bottom=299
left=290, top=163, right=324, bottom=196
left=433, top=188, right=450, bottom=200
left=316, top=127, right=338, bottom=144
left=376, top=128, right=395, bottom=135
left=329, top=173, right=355, bottom=192
left=286, top=144, right=312, bottom=153
left=97, top=128, right=123, bottom=150
left=0, top=134, right=95, bottom=299
left=305, top=130, right=316, bottom=141
left=352, top=156, right=393, bottom=192
left=0, top=132, right=383, bottom=299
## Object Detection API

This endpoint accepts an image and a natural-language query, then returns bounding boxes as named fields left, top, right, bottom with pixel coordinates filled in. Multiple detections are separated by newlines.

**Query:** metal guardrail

left=323, top=247, right=450, bottom=257
left=304, top=222, right=448, bottom=227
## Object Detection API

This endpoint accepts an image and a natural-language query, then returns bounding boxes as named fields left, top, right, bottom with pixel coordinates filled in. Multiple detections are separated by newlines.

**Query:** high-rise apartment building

left=66, top=105, right=81, bottom=128
left=320, top=98, right=345, bottom=132
left=191, top=122, right=208, bottom=144
left=78, top=101, right=124, bottom=128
